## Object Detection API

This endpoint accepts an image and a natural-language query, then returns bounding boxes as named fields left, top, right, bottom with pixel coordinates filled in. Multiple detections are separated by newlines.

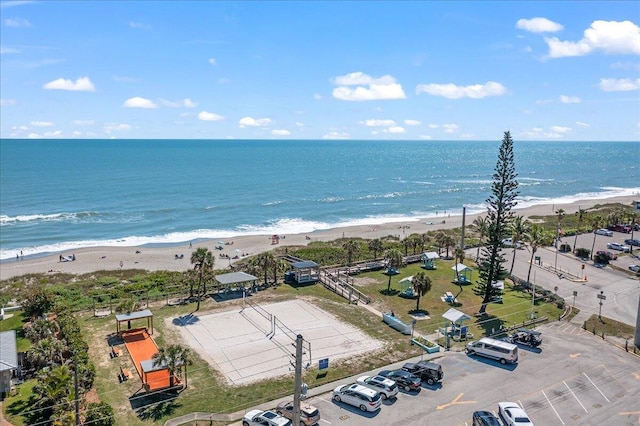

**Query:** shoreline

left=1, top=194, right=637, bottom=281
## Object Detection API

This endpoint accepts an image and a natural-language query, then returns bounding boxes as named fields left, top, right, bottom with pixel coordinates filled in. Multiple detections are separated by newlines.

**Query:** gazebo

left=421, top=252, right=439, bottom=270
left=452, top=263, right=473, bottom=284
left=442, top=308, right=473, bottom=341
left=288, top=260, right=319, bottom=284
left=215, top=271, right=258, bottom=293
left=399, top=276, right=416, bottom=298
left=115, top=309, right=154, bottom=335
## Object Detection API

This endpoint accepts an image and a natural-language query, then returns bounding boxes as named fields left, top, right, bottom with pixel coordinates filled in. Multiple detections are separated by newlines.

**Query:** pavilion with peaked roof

left=215, top=271, right=258, bottom=292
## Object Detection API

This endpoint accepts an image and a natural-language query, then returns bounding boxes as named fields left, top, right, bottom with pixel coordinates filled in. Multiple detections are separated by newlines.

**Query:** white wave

left=513, top=187, right=640, bottom=211
left=318, top=197, right=344, bottom=203
left=262, top=200, right=284, bottom=206
left=1, top=212, right=76, bottom=224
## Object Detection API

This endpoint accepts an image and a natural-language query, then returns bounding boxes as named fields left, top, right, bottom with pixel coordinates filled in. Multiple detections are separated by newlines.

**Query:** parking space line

left=563, top=380, right=588, bottom=413
left=583, top=372, right=611, bottom=402
left=541, top=390, right=565, bottom=425
left=319, top=419, right=332, bottom=424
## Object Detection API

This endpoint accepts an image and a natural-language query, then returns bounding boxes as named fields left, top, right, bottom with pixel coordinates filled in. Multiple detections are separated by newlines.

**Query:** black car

left=401, top=361, right=443, bottom=385
left=378, top=369, right=421, bottom=391
left=472, top=410, right=501, bottom=426
left=624, top=238, right=640, bottom=247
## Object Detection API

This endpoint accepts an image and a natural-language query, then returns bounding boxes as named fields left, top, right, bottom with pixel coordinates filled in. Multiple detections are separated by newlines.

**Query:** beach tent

left=452, top=263, right=472, bottom=284
left=421, top=252, right=439, bottom=270
left=399, top=276, right=416, bottom=298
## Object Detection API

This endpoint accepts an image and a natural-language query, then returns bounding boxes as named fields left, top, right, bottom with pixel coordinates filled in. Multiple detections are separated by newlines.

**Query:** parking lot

left=294, top=322, right=639, bottom=426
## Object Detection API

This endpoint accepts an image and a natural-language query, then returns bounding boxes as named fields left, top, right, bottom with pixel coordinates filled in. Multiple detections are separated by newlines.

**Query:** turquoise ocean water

left=1, top=139, right=638, bottom=260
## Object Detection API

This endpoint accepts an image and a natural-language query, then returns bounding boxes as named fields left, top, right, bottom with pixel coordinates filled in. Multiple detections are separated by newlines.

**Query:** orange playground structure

left=116, top=310, right=176, bottom=391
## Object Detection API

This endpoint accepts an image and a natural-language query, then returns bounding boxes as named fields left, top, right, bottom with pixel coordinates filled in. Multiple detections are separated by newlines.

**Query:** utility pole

left=74, top=352, right=80, bottom=425
left=459, top=206, right=466, bottom=250
left=293, top=334, right=303, bottom=426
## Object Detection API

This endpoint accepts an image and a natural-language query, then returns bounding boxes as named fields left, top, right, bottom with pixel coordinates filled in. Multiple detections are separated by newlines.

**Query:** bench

left=120, top=367, right=132, bottom=381
left=111, top=346, right=123, bottom=358
left=382, top=312, right=412, bottom=335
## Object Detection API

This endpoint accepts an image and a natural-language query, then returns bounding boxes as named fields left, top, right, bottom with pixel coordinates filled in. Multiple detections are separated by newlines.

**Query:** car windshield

left=514, top=417, right=531, bottom=422
left=263, top=412, right=277, bottom=419
left=302, top=408, right=319, bottom=417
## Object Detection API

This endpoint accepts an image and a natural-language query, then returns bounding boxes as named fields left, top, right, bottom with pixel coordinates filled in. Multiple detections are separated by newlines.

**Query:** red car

left=596, top=250, right=617, bottom=261
left=608, top=224, right=632, bottom=233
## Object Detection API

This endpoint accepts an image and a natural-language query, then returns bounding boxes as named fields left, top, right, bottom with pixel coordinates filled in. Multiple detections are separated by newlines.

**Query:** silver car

left=595, top=228, right=613, bottom=236
left=356, top=375, right=399, bottom=399
left=332, top=383, right=382, bottom=412
left=607, top=242, right=630, bottom=252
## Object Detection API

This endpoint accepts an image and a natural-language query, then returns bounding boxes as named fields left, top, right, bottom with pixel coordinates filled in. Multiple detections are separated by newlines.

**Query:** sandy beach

left=1, top=195, right=637, bottom=280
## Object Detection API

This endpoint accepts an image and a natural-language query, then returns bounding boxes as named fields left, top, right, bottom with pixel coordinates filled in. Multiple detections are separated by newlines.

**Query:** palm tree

left=453, top=247, right=466, bottom=285
left=508, top=216, right=530, bottom=274
left=411, top=272, right=432, bottom=312
left=152, top=344, right=193, bottom=388
left=191, top=247, right=214, bottom=311
left=25, top=319, right=60, bottom=343
left=589, top=214, right=603, bottom=260
left=472, top=216, right=489, bottom=261
left=384, top=248, right=404, bottom=293
left=33, top=364, right=73, bottom=419
left=402, top=238, right=411, bottom=256
left=434, top=231, right=446, bottom=256
left=524, top=224, right=548, bottom=284
left=368, top=238, right=383, bottom=259
left=27, top=336, right=67, bottom=368
left=271, top=257, right=289, bottom=285
left=419, top=233, right=431, bottom=253
left=555, top=208, right=565, bottom=249
left=342, top=240, right=359, bottom=265
left=573, top=208, right=587, bottom=253
left=442, top=234, right=456, bottom=259
left=626, top=210, right=638, bottom=254
left=253, top=252, right=275, bottom=286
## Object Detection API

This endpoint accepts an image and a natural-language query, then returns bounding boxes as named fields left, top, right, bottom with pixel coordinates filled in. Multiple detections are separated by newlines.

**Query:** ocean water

left=1, top=139, right=638, bottom=260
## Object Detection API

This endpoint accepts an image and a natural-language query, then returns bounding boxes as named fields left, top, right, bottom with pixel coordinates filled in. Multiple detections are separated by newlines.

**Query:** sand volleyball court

left=169, top=299, right=383, bottom=385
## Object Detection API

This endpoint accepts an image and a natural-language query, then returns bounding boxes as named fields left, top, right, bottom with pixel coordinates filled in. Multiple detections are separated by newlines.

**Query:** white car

left=242, top=410, right=291, bottom=426
left=498, top=402, right=534, bottom=426
left=502, top=238, right=522, bottom=248
left=332, top=383, right=382, bottom=412
left=607, top=242, right=630, bottom=252
left=595, top=228, right=613, bottom=236
left=355, top=375, right=399, bottom=399
left=629, top=264, right=640, bottom=273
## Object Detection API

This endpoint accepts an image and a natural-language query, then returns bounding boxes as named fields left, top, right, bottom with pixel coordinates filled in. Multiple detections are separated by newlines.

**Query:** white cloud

left=599, top=78, right=640, bottom=91
left=123, top=97, right=157, bottom=108
left=27, top=133, right=42, bottom=138
left=322, top=130, right=350, bottom=139
left=404, top=119, right=421, bottom=126
left=519, top=127, right=566, bottom=139
left=271, top=129, right=291, bottom=136
left=0, top=46, right=20, bottom=54
left=103, top=123, right=131, bottom=133
left=545, top=20, right=640, bottom=58
left=198, top=111, right=224, bottom=121
left=208, top=58, right=216, bottom=66
left=559, top=95, right=581, bottom=104
left=428, top=124, right=439, bottom=129
left=416, top=81, right=506, bottom=99
left=43, top=76, right=95, bottom=92
left=361, top=119, right=396, bottom=127
left=72, top=120, right=95, bottom=126
left=1, top=99, right=16, bottom=106
left=516, top=17, right=563, bottom=33
left=442, top=124, right=459, bottom=133
left=158, top=98, right=197, bottom=108
left=30, top=120, right=54, bottom=127
left=418, top=135, right=432, bottom=140
left=610, top=61, right=640, bottom=71
left=239, top=117, right=271, bottom=127
left=332, top=72, right=406, bottom=101
left=1, top=1, right=36, bottom=8
left=295, top=122, right=304, bottom=127
left=550, top=125, right=571, bottom=133
left=313, top=93, right=322, bottom=100
left=576, top=121, right=590, bottom=127
left=5, top=17, right=31, bottom=27
left=383, top=126, right=406, bottom=134
left=43, top=130, right=63, bottom=137
left=129, top=21, right=150, bottom=29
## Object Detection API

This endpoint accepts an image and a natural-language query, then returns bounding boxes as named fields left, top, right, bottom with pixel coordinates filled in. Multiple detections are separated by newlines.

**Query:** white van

left=466, top=337, right=518, bottom=364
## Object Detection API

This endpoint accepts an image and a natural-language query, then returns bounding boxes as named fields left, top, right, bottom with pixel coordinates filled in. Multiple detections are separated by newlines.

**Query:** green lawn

left=0, top=311, right=30, bottom=352
left=3, top=260, right=563, bottom=426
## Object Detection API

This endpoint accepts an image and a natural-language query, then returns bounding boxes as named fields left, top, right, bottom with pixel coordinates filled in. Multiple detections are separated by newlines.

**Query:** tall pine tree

left=476, top=131, right=519, bottom=314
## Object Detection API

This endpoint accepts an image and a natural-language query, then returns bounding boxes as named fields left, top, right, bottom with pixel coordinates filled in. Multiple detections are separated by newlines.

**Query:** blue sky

left=1, top=1, right=638, bottom=141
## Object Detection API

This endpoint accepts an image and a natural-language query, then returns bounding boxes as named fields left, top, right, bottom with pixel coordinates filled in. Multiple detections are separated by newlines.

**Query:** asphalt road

left=299, top=322, right=640, bottom=426
left=498, top=231, right=640, bottom=326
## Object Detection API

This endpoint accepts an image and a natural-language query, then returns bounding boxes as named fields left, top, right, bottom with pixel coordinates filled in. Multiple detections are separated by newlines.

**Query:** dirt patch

left=352, top=277, right=380, bottom=287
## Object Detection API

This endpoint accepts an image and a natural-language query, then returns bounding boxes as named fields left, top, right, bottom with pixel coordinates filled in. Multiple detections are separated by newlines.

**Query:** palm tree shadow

left=133, top=395, right=181, bottom=420
left=380, top=289, right=400, bottom=296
